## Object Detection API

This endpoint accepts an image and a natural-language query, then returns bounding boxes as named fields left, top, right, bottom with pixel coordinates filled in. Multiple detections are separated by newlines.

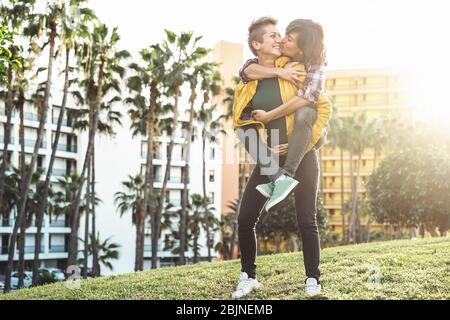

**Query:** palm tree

left=179, top=61, right=219, bottom=265
left=4, top=0, right=65, bottom=292
left=328, top=113, right=350, bottom=243
left=80, top=232, right=120, bottom=276
left=56, top=171, right=86, bottom=264
left=125, top=44, right=167, bottom=271
left=197, top=104, right=225, bottom=260
left=153, top=30, right=208, bottom=268
left=32, top=0, right=96, bottom=286
left=215, top=199, right=238, bottom=260
left=68, top=23, right=130, bottom=267
left=113, top=174, right=146, bottom=271
left=221, top=76, right=241, bottom=120
left=345, top=112, right=371, bottom=244
left=187, top=193, right=203, bottom=263
left=0, top=0, right=35, bottom=214
left=17, top=167, right=44, bottom=288
left=364, top=117, right=388, bottom=242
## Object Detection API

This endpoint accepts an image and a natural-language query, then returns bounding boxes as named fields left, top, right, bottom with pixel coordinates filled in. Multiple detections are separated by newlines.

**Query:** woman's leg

left=263, top=107, right=318, bottom=212
left=293, top=149, right=321, bottom=281
left=237, top=165, right=270, bottom=278
left=283, top=106, right=317, bottom=177
left=236, top=125, right=281, bottom=181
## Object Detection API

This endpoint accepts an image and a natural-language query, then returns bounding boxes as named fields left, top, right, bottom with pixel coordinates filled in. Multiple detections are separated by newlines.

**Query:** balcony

left=24, top=139, right=46, bottom=149
left=154, top=176, right=183, bottom=184
left=52, top=168, right=69, bottom=177
left=30, top=219, right=46, bottom=227
left=0, top=136, right=14, bottom=144
left=323, top=200, right=346, bottom=206
left=24, top=112, right=39, bottom=122
left=167, top=198, right=181, bottom=207
left=0, top=218, right=13, bottom=227
left=144, top=243, right=162, bottom=252
left=49, top=245, right=66, bottom=253
left=141, top=152, right=162, bottom=160
left=171, top=154, right=185, bottom=161
left=52, top=117, right=69, bottom=126
left=56, top=143, right=77, bottom=153
left=50, top=219, right=66, bottom=228
left=24, top=245, right=45, bottom=254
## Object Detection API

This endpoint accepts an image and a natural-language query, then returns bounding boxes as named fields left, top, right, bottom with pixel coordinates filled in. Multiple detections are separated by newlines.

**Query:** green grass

left=2, top=237, right=449, bottom=300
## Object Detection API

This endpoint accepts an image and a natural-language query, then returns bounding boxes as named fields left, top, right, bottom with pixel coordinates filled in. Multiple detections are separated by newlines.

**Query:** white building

left=0, top=98, right=84, bottom=273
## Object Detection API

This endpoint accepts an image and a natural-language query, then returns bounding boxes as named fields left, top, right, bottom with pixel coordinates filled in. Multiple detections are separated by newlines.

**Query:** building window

left=362, top=160, right=366, bottom=166
left=329, top=193, right=334, bottom=199
left=37, top=155, right=44, bottom=169
left=209, top=170, right=215, bottom=182
left=191, top=127, right=197, bottom=142
left=164, top=234, right=171, bottom=251
left=329, top=209, right=335, bottom=216
left=210, top=147, right=215, bottom=160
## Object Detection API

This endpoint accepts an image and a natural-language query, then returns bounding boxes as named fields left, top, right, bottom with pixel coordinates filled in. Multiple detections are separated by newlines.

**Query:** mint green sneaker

left=255, top=182, right=274, bottom=198
left=265, top=176, right=299, bottom=212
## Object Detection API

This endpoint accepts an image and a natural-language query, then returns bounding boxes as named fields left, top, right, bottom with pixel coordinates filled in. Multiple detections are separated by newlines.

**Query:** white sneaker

left=304, top=277, right=321, bottom=296
left=231, top=272, right=260, bottom=299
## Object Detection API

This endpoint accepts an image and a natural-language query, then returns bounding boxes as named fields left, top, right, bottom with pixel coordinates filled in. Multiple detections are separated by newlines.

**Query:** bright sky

left=87, top=0, right=449, bottom=70
left=87, top=0, right=450, bottom=131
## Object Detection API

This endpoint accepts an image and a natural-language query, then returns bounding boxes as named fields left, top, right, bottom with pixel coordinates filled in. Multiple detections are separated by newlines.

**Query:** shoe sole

left=232, top=284, right=261, bottom=299
left=255, top=185, right=272, bottom=198
left=305, top=285, right=322, bottom=296
left=265, top=180, right=299, bottom=212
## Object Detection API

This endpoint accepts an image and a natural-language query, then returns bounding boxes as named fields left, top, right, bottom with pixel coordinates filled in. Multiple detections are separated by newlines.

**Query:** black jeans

left=237, top=149, right=321, bottom=280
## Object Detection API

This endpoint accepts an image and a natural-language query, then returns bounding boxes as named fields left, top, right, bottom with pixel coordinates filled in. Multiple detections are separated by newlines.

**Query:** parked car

left=10, top=271, right=32, bottom=289
left=39, top=267, right=65, bottom=281
left=0, top=280, right=5, bottom=291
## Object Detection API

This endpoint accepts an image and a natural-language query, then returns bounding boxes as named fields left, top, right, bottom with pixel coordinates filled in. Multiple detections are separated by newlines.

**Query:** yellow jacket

left=232, top=56, right=333, bottom=151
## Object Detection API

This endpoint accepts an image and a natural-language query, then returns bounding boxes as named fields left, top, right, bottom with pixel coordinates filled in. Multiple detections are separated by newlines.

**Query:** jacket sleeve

left=310, top=92, right=333, bottom=147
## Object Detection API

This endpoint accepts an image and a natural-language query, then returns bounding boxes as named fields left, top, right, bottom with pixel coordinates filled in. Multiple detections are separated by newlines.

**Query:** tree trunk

left=340, top=148, right=345, bottom=243
left=0, top=64, right=13, bottom=212
left=201, top=129, right=210, bottom=261
left=18, top=90, right=26, bottom=288
left=346, top=152, right=354, bottom=244
left=4, top=21, right=56, bottom=293
left=153, top=84, right=180, bottom=269
left=83, top=157, right=91, bottom=279
left=17, top=214, right=25, bottom=289
left=91, top=146, right=99, bottom=277
left=180, top=88, right=196, bottom=265
left=193, top=225, right=199, bottom=264
left=134, top=205, right=144, bottom=271
left=366, top=211, right=372, bottom=242
left=32, top=49, right=70, bottom=285
left=139, top=82, right=157, bottom=271
left=68, top=57, right=105, bottom=267
left=350, top=151, right=362, bottom=243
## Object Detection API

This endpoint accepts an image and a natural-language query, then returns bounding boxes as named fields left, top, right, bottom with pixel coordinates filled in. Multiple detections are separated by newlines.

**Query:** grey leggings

left=236, top=106, right=317, bottom=181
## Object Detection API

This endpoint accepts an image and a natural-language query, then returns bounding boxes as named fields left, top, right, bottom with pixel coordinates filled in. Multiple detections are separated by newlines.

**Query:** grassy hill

left=1, top=237, right=449, bottom=300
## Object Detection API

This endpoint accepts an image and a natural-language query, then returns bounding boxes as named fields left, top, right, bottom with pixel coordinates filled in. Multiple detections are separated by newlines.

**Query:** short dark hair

left=286, top=19, right=325, bottom=66
left=248, top=16, right=278, bottom=56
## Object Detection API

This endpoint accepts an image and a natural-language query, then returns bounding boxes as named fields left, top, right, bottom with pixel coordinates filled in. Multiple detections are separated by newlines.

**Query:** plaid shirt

left=238, top=58, right=326, bottom=104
